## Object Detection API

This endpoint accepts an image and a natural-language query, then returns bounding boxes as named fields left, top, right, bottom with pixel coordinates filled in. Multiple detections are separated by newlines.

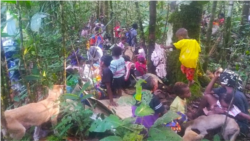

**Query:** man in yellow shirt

left=161, top=28, right=201, bottom=86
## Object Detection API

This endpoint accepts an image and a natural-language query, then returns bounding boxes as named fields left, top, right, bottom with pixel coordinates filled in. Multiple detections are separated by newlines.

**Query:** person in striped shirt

left=109, top=46, right=126, bottom=97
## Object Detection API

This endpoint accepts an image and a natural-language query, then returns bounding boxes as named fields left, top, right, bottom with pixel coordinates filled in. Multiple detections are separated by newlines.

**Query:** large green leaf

left=89, top=114, right=123, bottom=132
left=100, top=136, right=123, bottom=141
left=135, top=103, right=154, bottom=117
left=152, top=110, right=180, bottom=127
left=63, top=93, right=79, bottom=100
left=148, top=127, right=181, bottom=141
left=78, top=81, right=91, bottom=95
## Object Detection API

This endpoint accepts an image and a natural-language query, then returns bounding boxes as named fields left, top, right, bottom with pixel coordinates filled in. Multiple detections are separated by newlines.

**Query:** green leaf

left=24, top=75, right=41, bottom=81
left=100, top=136, right=123, bottom=141
left=80, top=94, right=93, bottom=100
left=135, top=103, right=154, bottom=117
left=63, top=94, right=79, bottom=100
left=152, top=110, right=180, bottom=127
left=0, top=0, right=16, bottom=4
left=78, top=81, right=90, bottom=95
left=13, top=96, right=20, bottom=102
left=148, top=127, right=181, bottom=141
left=213, top=134, right=221, bottom=141
left=89, top=114, right=123, bottom=132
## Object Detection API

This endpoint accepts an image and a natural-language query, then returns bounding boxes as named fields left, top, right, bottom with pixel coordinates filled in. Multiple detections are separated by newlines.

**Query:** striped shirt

left=109, top=56, right=125, bottom=78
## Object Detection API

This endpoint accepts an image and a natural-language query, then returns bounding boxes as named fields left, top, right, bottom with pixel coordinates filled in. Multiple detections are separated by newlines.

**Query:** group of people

left=77, top=17, right=250, bottom=138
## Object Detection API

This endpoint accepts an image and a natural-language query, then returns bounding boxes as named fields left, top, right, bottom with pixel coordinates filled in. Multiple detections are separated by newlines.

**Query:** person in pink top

left=114, top=21, right=121, bottom=43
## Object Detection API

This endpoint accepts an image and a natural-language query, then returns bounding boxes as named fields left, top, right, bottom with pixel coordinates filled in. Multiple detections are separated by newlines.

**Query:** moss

left=167, top=2, right=205, bottom=99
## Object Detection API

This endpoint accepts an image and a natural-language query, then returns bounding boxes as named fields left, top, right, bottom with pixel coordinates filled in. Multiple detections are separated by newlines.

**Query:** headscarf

left=219, top=69, right=243, bottom=90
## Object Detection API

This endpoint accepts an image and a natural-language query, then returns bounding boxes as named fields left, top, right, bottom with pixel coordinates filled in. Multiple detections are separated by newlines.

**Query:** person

left=134, top=55, right=147, bottom=77
left=123, top=55, right=135, bottom=88
left=109, top=46, right=126, bottom=97
left=218, top=13, right=225, bottom=26
left=131, top=75, right=165, bottom=129
left=114, top=21, right=121, bottom=43
left=127, top=23, right=138, bottom=47
left=116, top=36, right=127, bottom=51
left=197, top=68, right=249, bottom=135
left=89, top=27, right=104, bottom=49
left=170, top=82, right=191, bottom=114
left=95, top=55, right=117, bottom=106
left=137, top=44, right=146, bottom=58
left=87, top=46, right=103, bottom=64
left=165, top=82, right=191, bottom=132
left=161, top=28, right=201, bottom=86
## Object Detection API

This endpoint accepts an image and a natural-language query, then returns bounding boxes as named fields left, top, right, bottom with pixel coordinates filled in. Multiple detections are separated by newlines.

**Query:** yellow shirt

left=170, top=96, right=187, bottom=114
left=173, top=39, right=201, bottom=68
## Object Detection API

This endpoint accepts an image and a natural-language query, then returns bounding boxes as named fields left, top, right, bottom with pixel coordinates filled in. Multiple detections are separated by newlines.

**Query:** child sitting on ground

left=166, top=82, right=191, bottom=132
left=132, top=75, right=165, bottom=129
left=161, top=28, right=201, bottom=86
left=134, top=55, right=147, bottom=77
left=95, top=55, right=117, bottom=106
left=109, top=46, right=126, bottom=97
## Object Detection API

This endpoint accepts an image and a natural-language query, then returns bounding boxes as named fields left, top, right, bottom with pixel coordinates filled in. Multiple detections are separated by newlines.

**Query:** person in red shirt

left=114, top=21, right=121, bottom=43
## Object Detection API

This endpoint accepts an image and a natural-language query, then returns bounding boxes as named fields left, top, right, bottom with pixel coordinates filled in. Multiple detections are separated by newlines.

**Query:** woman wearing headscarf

left=195, top=69, right=249, bottom=136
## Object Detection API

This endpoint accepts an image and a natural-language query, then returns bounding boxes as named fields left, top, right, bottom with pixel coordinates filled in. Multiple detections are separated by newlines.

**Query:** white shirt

left=138, top=48, right=146, bottom=58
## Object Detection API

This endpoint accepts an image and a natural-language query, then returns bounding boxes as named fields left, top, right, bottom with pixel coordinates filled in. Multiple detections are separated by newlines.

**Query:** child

left=132, top=75, right=165, bottom=129
left=109, top=46, right=126, bottom=97
left=116, top=36, right=127, bottom=51
left=89, top=27, right=104, bottom=49
left=161, top=28, right=201, bottom=86
left=170, top=82, right=191, bottom=114
left=96, top=55, right=117, bottom=106
left=167, top=82, right=191, bottom=132
left=123, top=55, right=135, bottom=88
left=134, top=55, right=147, bottom=77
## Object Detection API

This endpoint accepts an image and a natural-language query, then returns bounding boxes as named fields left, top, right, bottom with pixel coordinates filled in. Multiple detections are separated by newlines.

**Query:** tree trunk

left=168, top=2, right=209, bottom=99
left=203, top=1, right=217, bottom=72
left=104, top=1, right=109, bottom=32
left=60, top=1, right=67, bottom=91
left=96, top=1, right=99, bottom=20
left=240, top=1, right=250, bottom=33
left=110, top=1, right=114, bottom=43
left=135, top=1, right=145, bottom=45
left=221, top=1, right=234, bottom=67
left=147, top=1, right=157, bottom=74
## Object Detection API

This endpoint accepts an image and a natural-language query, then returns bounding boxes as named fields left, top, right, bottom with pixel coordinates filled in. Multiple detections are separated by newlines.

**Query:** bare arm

left=160, top=44, right=174, bottom=50
left=105, top=82, right=117, bottom=106
left=204, top=70, right=221, bottom=95
left=236, top=112, right=250, bottom=122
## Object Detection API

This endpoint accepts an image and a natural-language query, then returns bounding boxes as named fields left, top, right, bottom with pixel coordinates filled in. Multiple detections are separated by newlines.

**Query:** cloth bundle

left=151, top=43, right=167, bottom=78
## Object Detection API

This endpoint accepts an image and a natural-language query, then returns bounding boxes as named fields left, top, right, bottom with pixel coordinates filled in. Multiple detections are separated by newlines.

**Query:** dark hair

left=219, top=93, right=234, bottom=104
left=173, top=82, right=188, bottom=96
left=123, top=55, right=130, bottom=61
left=141, top=75, right=157, bottom=91
left=176, top=28, right=188, bottom=37
left=132, top=23, right=138, bottom=29
left=112, top=46, right=122, bottom=57
left=95, top=27, right=100, bottom=32
left=101, top=55, right=113, bottom=66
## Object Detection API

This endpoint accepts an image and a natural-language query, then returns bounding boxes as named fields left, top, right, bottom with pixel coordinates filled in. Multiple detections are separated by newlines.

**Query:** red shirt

left=114, top=26, right=120, bottom=38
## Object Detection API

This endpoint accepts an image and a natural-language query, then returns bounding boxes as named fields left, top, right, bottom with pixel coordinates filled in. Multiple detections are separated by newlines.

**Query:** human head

left=95, top=27, right=100, bottom=34
left=219, top=69, right=243, bottom=90
left=100, top=55, right=113, bottom=67
left=137, top=55, right=145, bottom=63
left=112, top=46, right=122, bottom=57
left=175, top=28, right=189, bottom=40
left=123, top=55, right=131, bottom=62
left=132, top=23, right=138, bottom=29
left=219, top=93, right=234, bottom=110
left=141, top=75, right=158, bottom=92
left=173, top=82, right=191, bottom=99
left=116, top=21, right=120, bottom=26
left=218, top=13, right=224, bottom=19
